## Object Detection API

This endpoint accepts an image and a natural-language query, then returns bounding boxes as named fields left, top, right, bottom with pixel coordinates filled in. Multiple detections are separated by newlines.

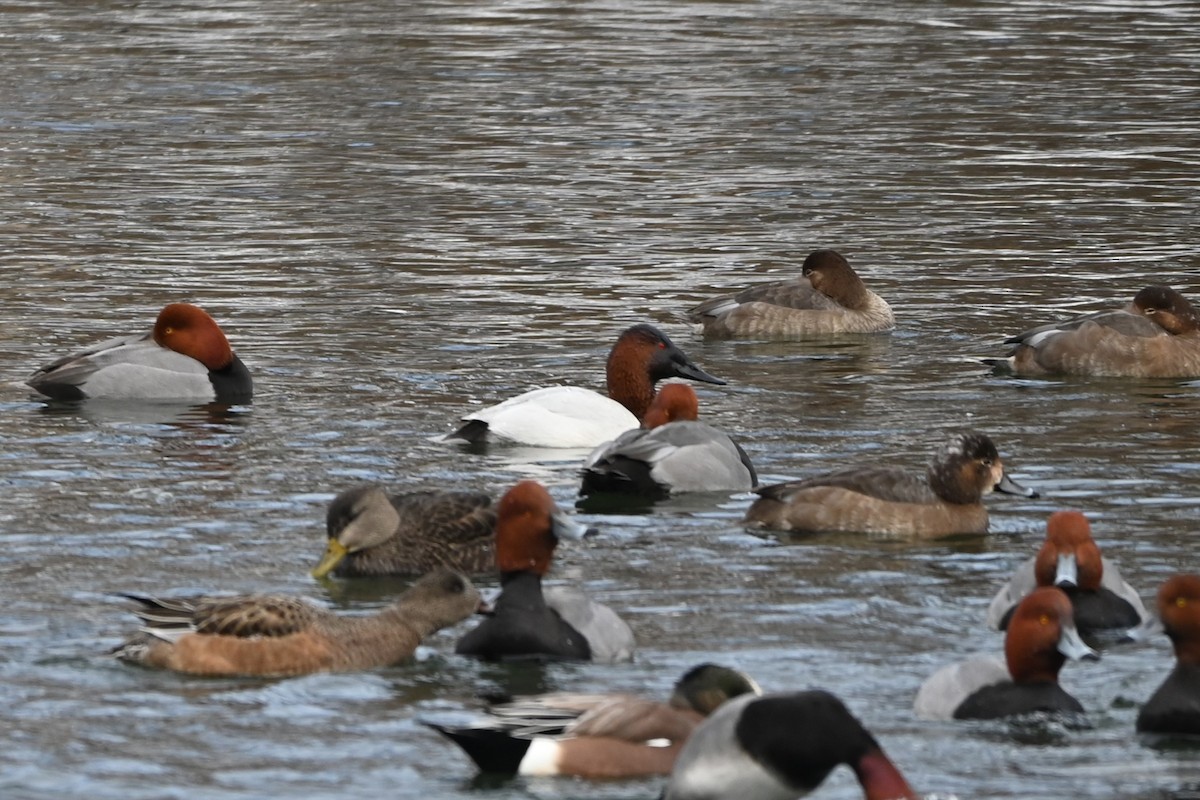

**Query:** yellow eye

left=1178, top=597, right=1188, bottom=608
left=1039, top=614, right=1050, bottom=625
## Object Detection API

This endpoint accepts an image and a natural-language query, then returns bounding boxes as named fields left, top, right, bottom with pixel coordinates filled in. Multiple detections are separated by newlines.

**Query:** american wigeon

left=1134, top=574, right=1200, bottom=735
left=579, top=384, right=757, bottom=497
left=915, top=587, right=1099, bottom=721
left=113, top=567, right=481, bottom=677
left=743, top=431, right=1036, bottom=537
left=664, top=689, right=917, bottom=800
left=455, top=480, right=635, bottom=663
left=424, top=663, right=761, bottom=778
left=27, top=303, right=252, bottom=402
left=986, top=510, right=1147, bottom=639
left=311, top=485, right=496, bottom=578
left=991, top=285, right=1200, bottom=378
left=687, top=249, right=895, bottom=339
left=442, top=324, right=725, bottom=448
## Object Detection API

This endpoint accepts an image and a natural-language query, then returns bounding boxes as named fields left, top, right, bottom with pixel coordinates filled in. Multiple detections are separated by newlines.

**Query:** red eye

left=658, top=342, right=666, bottom=350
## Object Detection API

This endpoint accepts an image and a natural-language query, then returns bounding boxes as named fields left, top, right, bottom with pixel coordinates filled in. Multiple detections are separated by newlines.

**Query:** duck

left=455, top=480, right=635, bottom=663
left=112, top=567, right=482, bottom=678
left=1134, top=574, right=1200, bottom=735
left=423, top=663, right=761, bottom=778
left=311, top=485, right=496, bottom=579
left=664, top=689, right=917, bottom=800
left=986, top=510, right=1147, bottom=639
left=442, top=323, right=725, bottom=448
left=687, top=249, right=895, bottom=339
left=989, top=285, right=1200, bottom=378
left=27, top=302, right=253, bottom=403
left=914, top=586, right=1099, bottom=721
left=743, top=431, right=1036, bottom=537
left=579, top=383, right=757, bottom=497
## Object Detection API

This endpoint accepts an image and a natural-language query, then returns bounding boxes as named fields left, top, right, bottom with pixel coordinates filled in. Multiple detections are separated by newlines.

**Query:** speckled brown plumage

left=313, top=485, right=497, bottom=578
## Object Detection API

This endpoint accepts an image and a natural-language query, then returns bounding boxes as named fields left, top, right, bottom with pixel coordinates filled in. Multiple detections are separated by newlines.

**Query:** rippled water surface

left=3, top=1, right=1200, bottom=798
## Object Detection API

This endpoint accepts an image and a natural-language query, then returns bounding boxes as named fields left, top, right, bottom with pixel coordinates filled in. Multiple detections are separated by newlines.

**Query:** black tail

left=421, top=721, right=533, bottom=775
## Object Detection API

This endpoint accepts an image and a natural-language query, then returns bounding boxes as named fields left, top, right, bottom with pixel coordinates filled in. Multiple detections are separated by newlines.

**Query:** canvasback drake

left=424, top=663, right=761, bottom=779
left=990, top=285, right=1200, bottom=378
left=27, top=303, right=253, bottom=403
left=113, top=567, right=482, bottom=678
left=664, top=689, right=917, bottom=800
left=1134, top=574, right=1200, bottom=735
left=687, top=249, right=895, bottom=339
left=986, top=510, right=1147, bottom=639
left=579, top=384, right=757, bottom=497
left=455, top=480, right=635, bottom=663
left=914, top=587, right=1098, bottom=721
left=311, top=485, right=496, bottom=579
left=743, top=431, right=1036, bottom=537
left=443, top=324, right=725, bottom=448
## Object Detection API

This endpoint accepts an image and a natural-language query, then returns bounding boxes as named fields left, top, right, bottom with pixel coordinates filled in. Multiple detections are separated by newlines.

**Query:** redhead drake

left=113, top=567, right=481, bottom=678
left=664, top=689, right=917, bottom=800
left=986, top=510, right=1146, bottom=638
left=579, top=384, right=757, bottom=497
left=455, top=480, right=635, bottom=663
left=687, top=249, right=895, bottom=339
left=443, top=324, right=725, bottom=448
left=743, top=431, right=1036, bottom=537
left=914, top=587, right=1098, bottom=721
left=1134, top=574, right=1200, bottom=735
left=991, top=285, right=1200, bottom=378
left=311, top=485, right=496, bottom=579
left=424, top=663, right=760, bottom=778
left=28, top=303, right=252, bottom=403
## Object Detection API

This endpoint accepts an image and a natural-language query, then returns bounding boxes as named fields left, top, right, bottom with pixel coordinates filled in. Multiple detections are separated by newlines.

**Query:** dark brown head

left=1132, top=285, right=1200, bottom=336
left=800, top=250, right=870, bottom=309
left=927, top=431, right=1036, bottom=505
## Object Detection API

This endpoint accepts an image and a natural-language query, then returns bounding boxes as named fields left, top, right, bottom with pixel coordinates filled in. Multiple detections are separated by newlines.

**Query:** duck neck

left=496, top=570, right=551, bottom=613
left=606, top=359, right=655, bottom=420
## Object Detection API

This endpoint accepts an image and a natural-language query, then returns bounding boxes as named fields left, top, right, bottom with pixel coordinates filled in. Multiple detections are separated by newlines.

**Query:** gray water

left=2, top=1, right=1200, bottom=798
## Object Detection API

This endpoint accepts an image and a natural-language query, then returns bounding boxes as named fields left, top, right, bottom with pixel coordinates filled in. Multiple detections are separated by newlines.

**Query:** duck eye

left=1178, top=597, right=1188, bottom=608
left=1039, top=614, right=1050, bottom=626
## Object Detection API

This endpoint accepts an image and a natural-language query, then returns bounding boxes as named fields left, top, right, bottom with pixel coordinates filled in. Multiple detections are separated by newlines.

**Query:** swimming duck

left=990, top=285, right=1200, bottom=378
left=687, top=249, right=895, bottom=339
left=743, top=431, right=1036, bottom=537
left=914, top=587, right=1098, bottom=721
left=664, top=689, right=917, bottom=800
left=1134, top=574, right=1200, bottom=735
left=986, top=510, right=1147, bottom=638
left=455, top=480, right=635, bottom=663
left=27, top=303, right=253, bottom=402
left=311, top=485, right=496, bottom=579
left=579, top=384, right=757, bottom=497
left=424, top=663, right=761, bottom=778
left=443, top=324, right=725, bottom=448
left=113, top=567, right=482, bottom=678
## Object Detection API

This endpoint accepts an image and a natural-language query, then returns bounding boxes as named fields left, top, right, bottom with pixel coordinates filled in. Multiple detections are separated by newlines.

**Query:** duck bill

left=671, top=359, right=727, bottom=386
left=551, top=509, right=589, bottom=542
left=311, top=539, right=349, bottom=579
left=1058, top=622, right=1100, bottom=662
left=994, top=472, right=1038, bottom=498
left=1054, top=553, right=1079, bottom=589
